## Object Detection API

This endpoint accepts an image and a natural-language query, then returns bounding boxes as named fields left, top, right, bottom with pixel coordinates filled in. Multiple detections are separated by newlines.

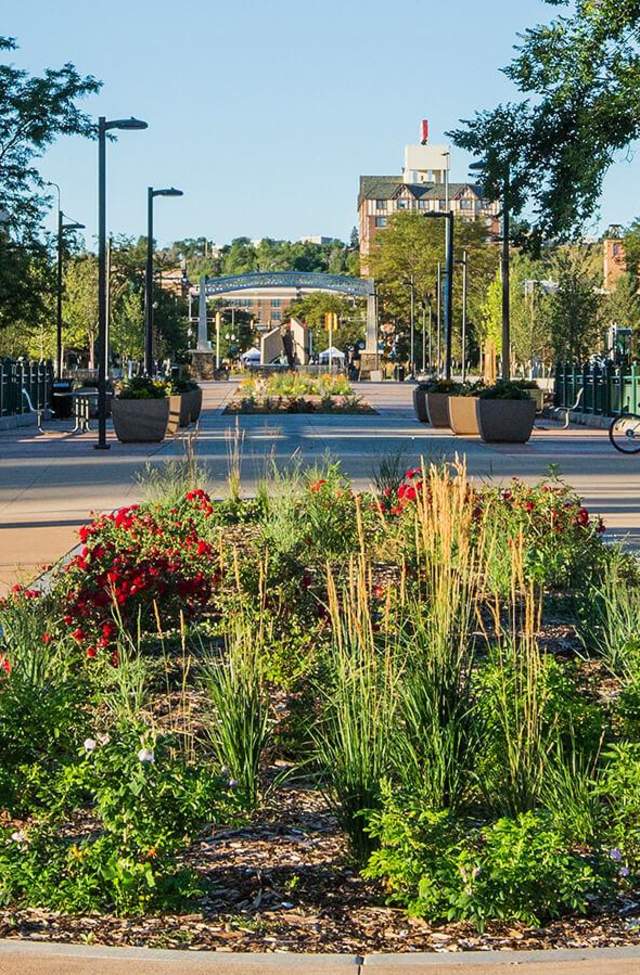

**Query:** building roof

left=359, top=175, right=481, bottom=204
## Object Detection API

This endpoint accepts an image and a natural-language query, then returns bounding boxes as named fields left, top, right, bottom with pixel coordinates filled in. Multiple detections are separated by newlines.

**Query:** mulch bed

left=2, top=779, right=640, bottom=954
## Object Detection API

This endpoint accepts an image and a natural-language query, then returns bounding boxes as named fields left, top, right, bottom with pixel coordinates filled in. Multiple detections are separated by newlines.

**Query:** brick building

left=358, top=139, right=500, bottom=269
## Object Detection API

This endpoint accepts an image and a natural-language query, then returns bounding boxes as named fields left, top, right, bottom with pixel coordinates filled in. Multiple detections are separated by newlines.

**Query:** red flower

left=86, top=646, right=97, bottom=659
left=523, top=501, right=535, bottom=513
left=71, top=628, right=85, bottom=643
left=576, top=507, right=590, bottom=528
left=10, top=583, right=23, bottom=594
left=309, top=479, right=327, bottom=493
left=0, top=657, right=11, bottom=674
left=42, top=633, right=52, bottom=645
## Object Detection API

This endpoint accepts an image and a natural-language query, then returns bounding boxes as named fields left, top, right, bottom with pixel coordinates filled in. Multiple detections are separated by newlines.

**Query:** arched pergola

left=197, top=271, right=377, bottom=354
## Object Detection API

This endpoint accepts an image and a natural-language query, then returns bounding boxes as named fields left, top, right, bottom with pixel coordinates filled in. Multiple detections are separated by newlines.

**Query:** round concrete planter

left=477, top=398, right=536, bottom=443
left=412, top=386, right=429, bottom=423
left=112, top=398, right=170, bottom=443
left=426, top=392, right=451, bottom=428
left=448, top=396, right=480, bottom=435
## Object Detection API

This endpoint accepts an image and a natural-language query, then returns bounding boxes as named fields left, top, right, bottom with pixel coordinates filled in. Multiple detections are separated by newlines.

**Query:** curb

left=2, top=942, right=640, bottom=975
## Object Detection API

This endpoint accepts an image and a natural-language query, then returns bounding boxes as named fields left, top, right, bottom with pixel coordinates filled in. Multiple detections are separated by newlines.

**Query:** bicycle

left=609, top=411, right=640, bottom=454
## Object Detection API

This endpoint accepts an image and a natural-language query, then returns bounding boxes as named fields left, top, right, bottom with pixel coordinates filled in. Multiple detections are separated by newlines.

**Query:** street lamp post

left=145, top=186, right=184, bottom=375
left=424, top=210, right=454, bottom=379
left=96, top=116, right=148, bottom=451
left=455, top=251, right=468, bottom=381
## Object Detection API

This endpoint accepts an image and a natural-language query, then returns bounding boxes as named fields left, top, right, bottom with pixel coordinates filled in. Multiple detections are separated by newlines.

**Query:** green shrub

left=364, top=795, right=607, bottom=928
left=478, top=380, right=534, bottom=400
left=117, top=376, right=168, bottom=400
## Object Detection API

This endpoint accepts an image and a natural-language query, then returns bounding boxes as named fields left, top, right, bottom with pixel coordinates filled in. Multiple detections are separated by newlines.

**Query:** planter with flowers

left=448, top=382, right=485, bottom=435
left=112, top=377, right=181, bottom=443
left=476, top=380, right=537, bottom=443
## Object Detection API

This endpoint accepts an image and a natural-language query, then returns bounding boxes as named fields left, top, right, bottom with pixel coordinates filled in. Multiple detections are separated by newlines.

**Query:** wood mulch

left=1, top=780, right=640, bottom=955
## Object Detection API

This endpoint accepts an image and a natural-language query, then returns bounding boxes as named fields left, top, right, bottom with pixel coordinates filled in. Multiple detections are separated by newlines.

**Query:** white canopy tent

left=318, top=346, right=345, bottom=363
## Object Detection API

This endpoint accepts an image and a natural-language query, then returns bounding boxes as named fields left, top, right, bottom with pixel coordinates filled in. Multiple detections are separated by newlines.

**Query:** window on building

left=459, top=199, right=473, bottom=210
left=613, top=243, right=622, bottom=257
left=396, top=199, right=409, bottom=210
left=418, top=199, right=428, bottom=209
left=272, top=310, right=281, bottom=321
left=438, top=199, right=446, bottom=210
left=375, top=199, right=387, bottom=210
left=375, top=216, right=388, bottom=228
left=271, top=298, right=281, bottom=308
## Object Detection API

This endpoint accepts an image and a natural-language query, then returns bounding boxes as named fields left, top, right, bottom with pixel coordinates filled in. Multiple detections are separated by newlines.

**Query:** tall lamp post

left=424, top=210, right=454, bottom=379
left=145, top=186, right=184, bottom=375
left=455, top=251, right=468, bottom=381
left=96, top=116, right=148, bottom=451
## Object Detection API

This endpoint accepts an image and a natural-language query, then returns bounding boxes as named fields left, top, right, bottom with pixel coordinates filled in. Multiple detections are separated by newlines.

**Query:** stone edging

left=1, top=941, right=640, bottom=973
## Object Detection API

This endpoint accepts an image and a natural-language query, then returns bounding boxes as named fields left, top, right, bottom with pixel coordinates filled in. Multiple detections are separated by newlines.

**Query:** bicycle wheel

left=609, top=413, right=640, bottom=454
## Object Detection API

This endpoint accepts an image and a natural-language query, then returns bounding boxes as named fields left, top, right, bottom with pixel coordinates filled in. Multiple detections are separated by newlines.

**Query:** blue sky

left=5, top=0, right=640, bottom=247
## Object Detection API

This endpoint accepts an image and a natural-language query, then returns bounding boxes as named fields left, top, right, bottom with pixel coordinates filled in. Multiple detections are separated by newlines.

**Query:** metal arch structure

left=197, top=271, right=378, bottom=353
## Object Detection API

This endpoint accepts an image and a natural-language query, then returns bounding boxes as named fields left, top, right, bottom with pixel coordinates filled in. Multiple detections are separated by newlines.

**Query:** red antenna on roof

left=420, top=119, right=429, bottom=145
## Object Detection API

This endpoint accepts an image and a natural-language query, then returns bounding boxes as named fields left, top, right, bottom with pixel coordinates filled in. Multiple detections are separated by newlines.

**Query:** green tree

left=63, top=254, right=99, bottom=365
left=546, top=249, right=604, bottom=362
left=449, top=1, right=640, bottom=244
left=111, top=288, right=144, bottom=361
left=287, top=291, right=365, bottom=353
left=0, top=36, right=100, bottom=330
left=605, top=272, right=640, bottom=351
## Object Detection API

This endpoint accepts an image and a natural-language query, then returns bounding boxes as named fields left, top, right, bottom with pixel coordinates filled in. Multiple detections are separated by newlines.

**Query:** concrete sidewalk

left=1, top=941, right=640, bottom=974
left=1, top=381, right=639, bottom=594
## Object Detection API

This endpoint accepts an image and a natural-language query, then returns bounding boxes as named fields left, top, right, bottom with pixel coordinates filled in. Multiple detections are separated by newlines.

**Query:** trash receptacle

left=52, top=380, right=73, bottom=419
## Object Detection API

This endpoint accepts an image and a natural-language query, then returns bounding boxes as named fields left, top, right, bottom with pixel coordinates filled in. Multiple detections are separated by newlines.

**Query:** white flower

left=10, top=830, right=26, bottom=845
left=83, top=738, right=97, bottom=752
left=228, top=778, right=238, bottom=789
left=137, top=748, right=155, bottom=764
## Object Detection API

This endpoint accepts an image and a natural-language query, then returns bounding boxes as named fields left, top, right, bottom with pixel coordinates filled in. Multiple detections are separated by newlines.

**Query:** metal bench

left=545, top=387, right=584, bottom=429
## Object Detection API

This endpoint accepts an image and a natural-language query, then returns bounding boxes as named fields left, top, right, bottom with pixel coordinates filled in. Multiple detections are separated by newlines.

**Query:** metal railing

left=0, top=358, right=54, bottom=418
left=555, top=362, right=640, bottom=417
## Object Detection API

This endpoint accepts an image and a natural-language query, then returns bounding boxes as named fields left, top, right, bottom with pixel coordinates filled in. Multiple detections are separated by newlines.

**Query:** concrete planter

left=112, top=398, right=170, bottom=443
left=525, top=387, right=544, bottom=411
left=412, top=386, right=429, bottom=423
left=477, top=398, right=536, bottom=443
left=448, top=396, right=480, bottom=435
left=166, top=395, right=182, bottom=436
left=190, top=386, right=203, bottom=422
left=426, top=392, right=451, bottom=428
left=179, top=387, right=203, bottom=426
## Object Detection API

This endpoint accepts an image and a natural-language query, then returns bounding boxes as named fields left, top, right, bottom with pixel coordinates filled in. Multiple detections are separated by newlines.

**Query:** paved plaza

left=1, top=381, right=639, bottom=594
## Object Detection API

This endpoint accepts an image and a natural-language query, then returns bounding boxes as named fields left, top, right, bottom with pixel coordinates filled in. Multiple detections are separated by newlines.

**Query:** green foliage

left=478, top=379, right=533, bottom=400
left=203, top=623, right=271, bottom=809
left=0, top=36, right=99, bottom=331
left=116, top=376, right=168, bottom=399
left=364, top=797, right=606, bottom=928
left=449, top=1, right=640, bottom=244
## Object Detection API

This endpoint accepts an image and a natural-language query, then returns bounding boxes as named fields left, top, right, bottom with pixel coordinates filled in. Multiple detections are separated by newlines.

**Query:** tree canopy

left=0, top=36, right=100, bottom=329
left=449, top=2, right=640, bottom=245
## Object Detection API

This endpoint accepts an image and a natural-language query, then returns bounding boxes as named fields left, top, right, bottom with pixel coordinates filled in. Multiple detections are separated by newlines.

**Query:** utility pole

left=409, top=275, right=415, bottom=377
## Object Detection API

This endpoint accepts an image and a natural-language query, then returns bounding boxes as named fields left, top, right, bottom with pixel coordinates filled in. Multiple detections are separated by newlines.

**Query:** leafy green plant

left=478, top=380, right=534, bottom=400
left=203, top=620, right=271, bottom=808
left=116, top=376, right=168, bottom=400
left=364, top=795, right=607, bottom=928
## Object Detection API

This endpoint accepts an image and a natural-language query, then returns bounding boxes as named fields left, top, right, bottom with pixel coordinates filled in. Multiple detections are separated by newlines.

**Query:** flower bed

left=1, top=459, right=640, bottom=953
left=225, top=374, right=375, bottom=414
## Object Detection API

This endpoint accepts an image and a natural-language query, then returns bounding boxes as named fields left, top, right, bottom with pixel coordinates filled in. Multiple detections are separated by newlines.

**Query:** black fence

left=0, top=358, right=54, bottom=418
